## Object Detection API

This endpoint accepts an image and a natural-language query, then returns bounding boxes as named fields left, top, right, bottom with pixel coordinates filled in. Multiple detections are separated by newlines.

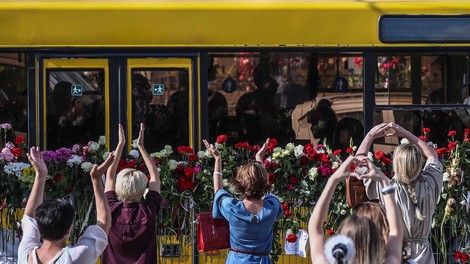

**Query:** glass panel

left=131, top=68, right=189, bottom=152
left=207, top=52, right=365, bottom=152
left=0, top=53, right=27, bottom=137
left=46, top=70, right=105, bottom=150
left=376, top=54, right=468, bottom=105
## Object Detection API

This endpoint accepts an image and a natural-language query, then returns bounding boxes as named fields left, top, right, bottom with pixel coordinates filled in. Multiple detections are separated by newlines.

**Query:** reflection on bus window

left=46, top=70, right=105, bottom=150
left=131, top=69, right=189, bottom=153
left=0, top=53, right=27, bottom=135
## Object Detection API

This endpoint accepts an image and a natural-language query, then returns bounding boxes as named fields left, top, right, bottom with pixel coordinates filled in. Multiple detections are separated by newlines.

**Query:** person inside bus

left=307, top=99, right=337, bottom=146
left=235, top=57, right=280, bottom=146
left=308, top=155, right=403, bottom=264
left=101, top=123, right=162, bottom=264
left=357, top=123, right=443, bottom=264
left=208, top=81, right=228, bottom=142
left=167, top=70, right=190, bottom=147
left=18, top=146, right=115, bottom=263
left=203, top=139, right=283, bottom=264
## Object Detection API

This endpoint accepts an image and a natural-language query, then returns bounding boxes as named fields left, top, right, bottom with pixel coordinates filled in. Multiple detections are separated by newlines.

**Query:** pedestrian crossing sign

left=153, top=84, right=165, bottom=95
left=71, top=84, right=83, bottom=96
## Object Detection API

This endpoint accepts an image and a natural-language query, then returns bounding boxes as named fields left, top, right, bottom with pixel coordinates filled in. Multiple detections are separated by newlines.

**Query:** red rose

left=177, top=146, right=193, bottom=154
left=304, top=143, right=314, bottom=155
left=189, top=154, right=199, bottom=161
left=216, top=135, right=228, bottom=144
left=435, top=147, right=448, bottom=156
left=462, top=253, right=469, bottom=262
left=448, top=141, right=457, bottom=150
left=454, top=252, right=462, bottom=260
left=326, top=229, right=335, bottom=236
left=127, top=160, right=137, bottom=168
left=284, top=209, right=292, bottom=217
left=321, top=154, right=329, bottom=163
left=11, top=147, right=22, bottom=157
left=346, top=147, right=353, bottom=154
left=289, top=176, right=298, bottom=184
left=333, top=149, right=341, bottom=156
left=465, top=128, right=470, bottom=135
left=184, top=167, right=194, bottom=177
left=268, top=173, right=275, bottom=185
left=234, top=141, right=250, bottom=149
left=281, top=203, right=289, bottom=211
left=286, top=233, right=297, bottom=243
left=448, top=130, right=457, bottom=137
left=374, top=151, right=385, bottom=160
left=267, top=138, right=277, bottom=150
left=15, top=135, right=25, bottom=145
left=418, top=135, right=428, bottom=142
left=382, top=157, right=392, bottom=165
left=422, top=127, right=431, bottom=134
left=55, top=173, right=63, bottom=182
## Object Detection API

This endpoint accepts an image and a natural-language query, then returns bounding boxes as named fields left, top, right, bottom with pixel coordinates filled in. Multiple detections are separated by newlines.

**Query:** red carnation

left=289, top=176, right=298, bottom=184
left=465, top=128, right=470, bottom=135
left=374, top=151, right=385, bottom=160
left=448, top=130, right=457, bottom=137
left=286, top=233, right=297, bottom=243
left=462, top=253, right=469, bottom=262
left=15, top=135, right=25, bottom=145
left=422, top=127, right=431, bottom=134
left=435, top=147, right=448, bottom=156
left=454, top=252, right=461, bottom=260
left=448, top=141, right=457, bottom=150
left=189, top=154, right=199, bottom=162
left=346, top=147, right=353, bottom=154
left=333, top=149, right=341, bottom=156
left=326, top=229, right=335, bottom=236
left=216, top=135, right=228, bottom=144
left=418, top=135, right=428, bottom=142
left=267, top=138, right=277, bottom=150
left=11, top=147, right=22, bottom=157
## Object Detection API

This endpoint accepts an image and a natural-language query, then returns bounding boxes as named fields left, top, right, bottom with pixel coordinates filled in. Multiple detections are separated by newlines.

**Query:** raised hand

left=26, top=147, right=48, bottom=179
left=137, top=123, right=145, bottom=148
left=118, top=123, right=125, bottom=145
left=255, top=138, right=269, bottom=162
left=203, top=139, right=220, bottom=159
left=91, top=153, right=115, bottom=180
left=330, top=155, right=362, bottom=182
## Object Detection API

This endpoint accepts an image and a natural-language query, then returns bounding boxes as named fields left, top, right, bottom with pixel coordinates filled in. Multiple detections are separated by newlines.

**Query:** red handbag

left=197, top=212, right=230, bottom=252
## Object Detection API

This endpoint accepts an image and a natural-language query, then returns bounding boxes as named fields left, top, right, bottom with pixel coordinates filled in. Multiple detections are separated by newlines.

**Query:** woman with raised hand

left=203, top=139, right=283, bottom=264
left=101, top=123, right=162, bottom=264
left=357, top=123, right=443, bottom=264
left=309, top=156, right=403, bottom=264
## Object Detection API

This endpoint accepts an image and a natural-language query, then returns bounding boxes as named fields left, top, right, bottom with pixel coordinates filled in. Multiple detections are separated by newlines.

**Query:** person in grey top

left=357, top=123, right=443, bottom=264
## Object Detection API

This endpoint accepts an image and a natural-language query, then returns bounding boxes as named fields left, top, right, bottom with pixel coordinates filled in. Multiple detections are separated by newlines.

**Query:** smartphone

left=354, top=166, right=369, bottom=175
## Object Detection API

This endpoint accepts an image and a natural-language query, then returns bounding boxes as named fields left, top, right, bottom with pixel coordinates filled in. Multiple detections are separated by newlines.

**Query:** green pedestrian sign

left=71, top=84, right=83, bottom=96
left=153, top=84, right=164, bottom=95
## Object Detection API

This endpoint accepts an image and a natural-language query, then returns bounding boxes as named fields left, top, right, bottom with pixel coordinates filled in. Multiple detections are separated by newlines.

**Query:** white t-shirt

left=18, top=215, right=108, bottom=264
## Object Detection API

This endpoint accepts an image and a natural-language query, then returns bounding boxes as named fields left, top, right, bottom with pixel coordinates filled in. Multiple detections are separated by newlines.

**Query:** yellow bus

left=2, top=0, right=470, bottom=263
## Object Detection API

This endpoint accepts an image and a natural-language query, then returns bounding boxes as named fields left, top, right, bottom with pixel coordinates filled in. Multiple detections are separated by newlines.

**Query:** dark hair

left=35, top=199, right=75, bottom=241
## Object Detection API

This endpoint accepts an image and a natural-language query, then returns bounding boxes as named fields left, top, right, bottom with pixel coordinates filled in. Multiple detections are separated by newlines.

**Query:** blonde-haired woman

left=101, top=123, right=162, bottom=264
left=357, top=123, right=443, bottom=264
left=309, top=156, right=403, bottom=264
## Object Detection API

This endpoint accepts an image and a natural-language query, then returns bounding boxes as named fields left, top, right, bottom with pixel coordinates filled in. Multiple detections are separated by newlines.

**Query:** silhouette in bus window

left=307, top=99, right=337, bottom=146
left=167, top=70, right=190, bottom=147
left=235, top=60, right=280, bottom=145
left=334, top=117, right=364, bottom=157
left=208, top=82, right=228, bottom=142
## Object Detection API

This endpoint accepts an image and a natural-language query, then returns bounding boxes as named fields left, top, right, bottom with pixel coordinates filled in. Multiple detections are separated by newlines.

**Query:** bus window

left=46, top=70, right=105, bottom=150
left=131, top=69, right=189, bottom=152
left=0, top=53, right=27, bottom=135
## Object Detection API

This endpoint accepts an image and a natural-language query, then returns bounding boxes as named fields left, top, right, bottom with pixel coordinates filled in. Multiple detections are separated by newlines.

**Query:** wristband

left=381, top=185, right=395, bottom=195
left=213, top=172, right=223, bottom=176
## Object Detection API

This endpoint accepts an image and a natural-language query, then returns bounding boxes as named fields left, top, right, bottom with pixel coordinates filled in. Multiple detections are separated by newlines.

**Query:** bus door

left=42, top=59, right=109, bottom=150
left=127, top=58, right=195, bottom=154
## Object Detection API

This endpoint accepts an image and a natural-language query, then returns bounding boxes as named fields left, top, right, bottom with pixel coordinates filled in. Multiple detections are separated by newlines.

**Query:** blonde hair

left=355, top=202, right=389, bottom=249
left=338, top=214, right=384, bottom=264
left=115, top=168, right=148, bottom=203
left=393, top=144, right=425, bottom=220
left=232, top=161, right=271, bottom=200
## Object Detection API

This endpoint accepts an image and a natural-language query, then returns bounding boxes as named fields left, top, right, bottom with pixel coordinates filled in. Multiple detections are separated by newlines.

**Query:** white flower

left=163, top=145, right=173, bottom=155
left=443, top=172, right=450, bottom=182
left=340, top=209, right=347, bottom=215
left=331, top=161, right=340, bottom=170
left=4, top=162, right=30, bottom=177
left=197, top=150, right=208, bottom=159
left=223, top=179, right=229, bottom=187
left=67, top=155, right=83, bottom=167
left=308, top=167, right=318, bottom=180
left=214, top=142, right=223, bottom=149
left=151, top=152, right=166, bottom=158
left=102, top=151, right=111, bottom=160
left=285, top=143, right=295, bottom=152
left=167, top=159, right=178, bottom=170
left=132, top=139, right=138, bottom=149
left=367, top=152, right=374, bottom=161
left=98, top=136, right=106, bottom=146
left=294, top=145, right=304, bottom=157
left=88, top=141, right=100, bottom=152
left=129, top=149, right=140, bottom=159
left=400, top=138, right=410, bottom=144
left=81, top=162, right=94, bottom=173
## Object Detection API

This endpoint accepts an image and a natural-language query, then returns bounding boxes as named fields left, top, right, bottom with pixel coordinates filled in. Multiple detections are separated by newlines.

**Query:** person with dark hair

left=203, top=139, right=283, bottom=264
left=18, top=146, right=115, bottom=263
